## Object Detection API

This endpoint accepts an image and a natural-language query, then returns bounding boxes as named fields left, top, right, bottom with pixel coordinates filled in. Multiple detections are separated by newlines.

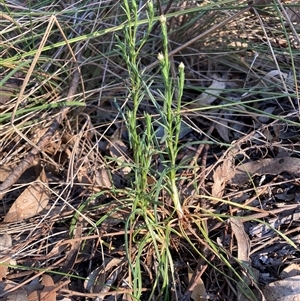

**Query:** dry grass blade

left=0, top=69, right=81, bottom=201
left=145, top=3, right=255, bottom=71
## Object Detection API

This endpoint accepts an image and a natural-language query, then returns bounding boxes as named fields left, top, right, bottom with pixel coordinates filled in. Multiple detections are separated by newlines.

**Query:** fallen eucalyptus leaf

left=286, top=4, right=300, bottom=24
left=262, top=275, right=300, bottom=301
left=280, top=263, right=300, bottom=279
left=4, top=169, right=50, bottom=222
left=40, top=274, right=56, bottom=301
left=215, top=118, right=230, bottom=142
left=212, top=157, right=234, bottom=198
left=192, top=74, right=226, bottom=107
left=0, top=280, right=28, bottom=301
left=231, top=157, right=300, bottom=185
left=108, top=131, right=131, bottom=175
left=84, top=257, right=123, bottom=299
left=0, top=233, right=12, bottom=252
left=187, top=265, right=208, bottom=301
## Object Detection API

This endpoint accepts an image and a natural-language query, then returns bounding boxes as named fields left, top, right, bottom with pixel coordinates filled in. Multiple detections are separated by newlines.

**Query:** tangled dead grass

left=0, top=0, right=300, bottom=300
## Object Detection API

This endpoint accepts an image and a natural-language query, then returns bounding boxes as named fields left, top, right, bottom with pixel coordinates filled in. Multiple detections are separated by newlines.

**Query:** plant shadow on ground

left=0, top=0, right=300, bottom=300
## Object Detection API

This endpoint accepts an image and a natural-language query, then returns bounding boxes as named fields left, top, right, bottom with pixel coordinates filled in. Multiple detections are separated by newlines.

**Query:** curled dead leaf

left=212, top=153, right=235, bottom=199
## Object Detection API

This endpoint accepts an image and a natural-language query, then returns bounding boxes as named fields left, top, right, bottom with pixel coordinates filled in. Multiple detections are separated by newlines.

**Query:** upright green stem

left=158, top=15, right=184, bottom=219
